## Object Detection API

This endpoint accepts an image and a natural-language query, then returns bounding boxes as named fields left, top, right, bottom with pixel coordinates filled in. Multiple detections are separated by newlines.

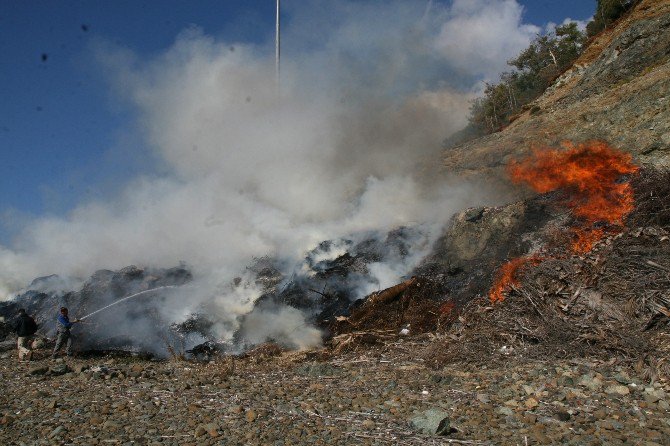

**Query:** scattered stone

left=28, top=366, right=49, bottom=376
left=102, top=420, right=121, bottom=430
left=245, top=409, right=257, bottom=422
left=48, top=426, right=65, bottom=439
left=204, top=423, right=220, bottom=437
left=410, top=409, right=451, bottom=436
left=644, top=390, right=665, bottom=403
left=593, top=409, right=607, bottom=420
left=558, top=376, right=574, bottom=386
left=614, top=372, right=631, bottom=384
left=496, top=407, right=514, bottom=417
left=555, top=411, right=571, bottom=421
left=525, top=398, right=539, bottom=409
left=194, top=425, right=207, bottom=437
left=605, top=385, right=630, bottom=396
left=578, top=375, right=603, bottom=391
left=49, top=364, right=71, bottom=376
left=0, top=415, right=15, bottom=425
left=298, top=363, right=339, bottom=377
left=524, top=413, right=537, bottom=424
left=73, top=364, right=88, bottom=374
left=1, top=336, right=669, bottom=445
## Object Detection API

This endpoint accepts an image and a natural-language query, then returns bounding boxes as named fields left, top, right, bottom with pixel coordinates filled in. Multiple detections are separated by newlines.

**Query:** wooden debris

left=366, top=277, right=417, bottom=306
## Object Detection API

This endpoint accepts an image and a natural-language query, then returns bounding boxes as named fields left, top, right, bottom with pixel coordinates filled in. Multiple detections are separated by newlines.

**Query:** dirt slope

left=444, top=0, right=670, bottom=178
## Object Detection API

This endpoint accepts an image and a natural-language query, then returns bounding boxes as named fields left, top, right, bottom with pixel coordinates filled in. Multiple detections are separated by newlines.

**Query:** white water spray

left=79, top=286, right=179, bottom=321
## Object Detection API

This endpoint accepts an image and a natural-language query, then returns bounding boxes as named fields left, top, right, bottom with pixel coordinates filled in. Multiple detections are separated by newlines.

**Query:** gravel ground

left=1, top=339, right=669, bottom=446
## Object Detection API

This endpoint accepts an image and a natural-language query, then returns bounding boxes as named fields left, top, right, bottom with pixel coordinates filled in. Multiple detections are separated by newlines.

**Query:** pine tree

left=587, top=0, right=639, bottom=37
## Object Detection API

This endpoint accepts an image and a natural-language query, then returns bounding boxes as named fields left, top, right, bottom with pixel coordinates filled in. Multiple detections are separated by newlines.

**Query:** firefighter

left=14, top=309, right=38, bottom=362
left=52, top=307, right=80, bottom=358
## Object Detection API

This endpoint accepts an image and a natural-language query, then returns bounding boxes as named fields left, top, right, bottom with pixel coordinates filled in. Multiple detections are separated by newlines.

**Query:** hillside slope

left=444, top=0, right=670, bottom=177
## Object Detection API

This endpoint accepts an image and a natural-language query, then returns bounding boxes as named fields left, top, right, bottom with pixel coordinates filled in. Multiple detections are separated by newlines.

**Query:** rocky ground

left=1, top=338, right=669, bottom=446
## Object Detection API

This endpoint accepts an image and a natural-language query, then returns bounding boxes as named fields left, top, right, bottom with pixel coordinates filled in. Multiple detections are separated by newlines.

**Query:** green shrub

left=467, top=23, right=587, bottom=135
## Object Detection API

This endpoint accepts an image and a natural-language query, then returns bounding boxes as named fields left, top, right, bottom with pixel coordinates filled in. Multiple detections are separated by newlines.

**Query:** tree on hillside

left=466, top=23, right=587, bottom=135
left=510, top=22, right=586, bottom=96
left=446, top=0, right=642, bottom=146
left=587, top=0, right=640, bottom=36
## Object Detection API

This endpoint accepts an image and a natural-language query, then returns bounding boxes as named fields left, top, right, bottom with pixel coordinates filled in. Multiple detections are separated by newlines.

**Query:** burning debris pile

left=314, top=141, right=669, bottom=380
left=489, top=141, right=640, bottom=303
left=509, top=141, right=639, bottom=254
left=324, top=191, right=563, bottom=352
left=428, top=213, right=670, bottom=378
left=423, top=147, right=670, bottom=379
left=2, top=140, right=668, bottom=370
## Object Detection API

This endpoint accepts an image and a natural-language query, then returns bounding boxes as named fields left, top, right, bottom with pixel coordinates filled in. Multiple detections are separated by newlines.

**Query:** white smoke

left=0, top=0, right=540, bottom=349
left=237, top=304, right=323, bottom=351
left=434, top=0, right=541, bottom=80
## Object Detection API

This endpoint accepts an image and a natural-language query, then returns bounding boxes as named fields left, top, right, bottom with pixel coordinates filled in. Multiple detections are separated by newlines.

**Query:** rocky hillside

left=444, top=0, right=670, bottom=178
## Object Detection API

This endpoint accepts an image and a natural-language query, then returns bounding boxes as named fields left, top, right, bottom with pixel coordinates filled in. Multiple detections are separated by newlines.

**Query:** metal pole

left=275, top=0, right=281, bottom=90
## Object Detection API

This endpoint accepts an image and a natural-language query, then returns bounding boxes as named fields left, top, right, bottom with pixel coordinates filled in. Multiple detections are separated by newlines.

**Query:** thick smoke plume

left=0, top=1, right=539, bottom=352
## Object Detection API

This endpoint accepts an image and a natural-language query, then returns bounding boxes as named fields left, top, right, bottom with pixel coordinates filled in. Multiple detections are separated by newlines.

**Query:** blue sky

left=0, top=0, right=595, bottom=244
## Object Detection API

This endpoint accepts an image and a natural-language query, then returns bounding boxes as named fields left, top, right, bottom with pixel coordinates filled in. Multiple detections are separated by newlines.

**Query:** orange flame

left=571, top=228, right=605, bottom=254
left=509, top=141, right=638, bottom=253
left=489, top=257, right=539, bottom=304
left=489, top=141, right=638, bottom=304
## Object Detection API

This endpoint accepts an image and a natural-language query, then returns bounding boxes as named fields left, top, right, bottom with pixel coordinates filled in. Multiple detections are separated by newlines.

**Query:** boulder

left=49, top=364, right=71, bottom=376
left=410, top=409, right=452, bottom=436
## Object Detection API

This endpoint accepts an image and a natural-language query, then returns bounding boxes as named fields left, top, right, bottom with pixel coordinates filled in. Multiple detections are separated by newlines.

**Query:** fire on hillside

left=490, top=141, right=639, bottom=304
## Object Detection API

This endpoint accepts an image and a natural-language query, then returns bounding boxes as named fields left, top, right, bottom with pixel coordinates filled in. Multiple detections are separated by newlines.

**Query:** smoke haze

left=0, top=1, right=539, bottom=350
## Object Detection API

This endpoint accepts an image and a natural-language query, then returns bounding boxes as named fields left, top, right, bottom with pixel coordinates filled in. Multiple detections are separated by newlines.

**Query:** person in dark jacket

left=14, top=309, right=38, bottom=362
left=52, top=307, right=80, bottom=358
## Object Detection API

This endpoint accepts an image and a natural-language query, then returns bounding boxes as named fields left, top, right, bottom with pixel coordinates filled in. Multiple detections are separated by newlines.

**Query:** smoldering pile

left=0, top=266, right=193, bottom=355
left=0, top=225, right=433, bottom=358
left=180, top=225, right=434, bottom=355
left=4, top=142, right=668, bottom=372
